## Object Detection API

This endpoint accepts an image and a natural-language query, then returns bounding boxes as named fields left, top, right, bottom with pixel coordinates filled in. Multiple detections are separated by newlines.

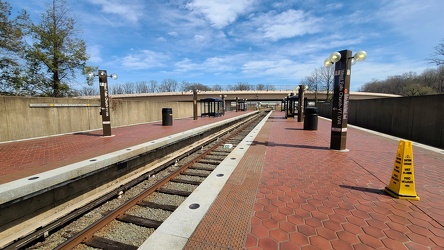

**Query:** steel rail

left=55, top=113, right=261, bottom=250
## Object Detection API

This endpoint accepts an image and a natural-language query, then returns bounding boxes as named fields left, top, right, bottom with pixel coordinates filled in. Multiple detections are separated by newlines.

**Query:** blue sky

left=10, top=0, right=444, bottom=91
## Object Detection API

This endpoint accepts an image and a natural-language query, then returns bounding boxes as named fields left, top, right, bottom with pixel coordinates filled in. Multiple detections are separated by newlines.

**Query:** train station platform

left=148, top=111, right=444, bottom=249
left=1, top=109, right=443, bottom=249
left=0, top=111, right=254, bottom=185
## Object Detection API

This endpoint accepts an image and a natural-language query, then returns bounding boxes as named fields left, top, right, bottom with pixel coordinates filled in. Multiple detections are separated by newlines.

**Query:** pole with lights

left=324, top=50, right=367, bottom=151
left=88, top=70, right=118, bottom=136
left=219, top=94, right=227, bottom=115
left=296, top=85, right=308, bottom=122
left=192, top=89, right=200, bottom=120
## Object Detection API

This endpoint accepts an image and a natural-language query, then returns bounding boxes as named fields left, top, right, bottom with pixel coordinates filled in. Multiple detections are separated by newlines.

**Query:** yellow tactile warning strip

left=184, top=116, right=271, bottom=249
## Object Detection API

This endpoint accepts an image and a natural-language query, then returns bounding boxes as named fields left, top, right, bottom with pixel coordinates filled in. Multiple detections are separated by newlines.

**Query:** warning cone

left=385, top=140, right=420, bottom=200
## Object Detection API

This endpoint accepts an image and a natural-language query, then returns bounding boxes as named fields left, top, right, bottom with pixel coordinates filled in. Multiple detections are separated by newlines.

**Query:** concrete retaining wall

left=316, top=94, right=444, bottom=149
left=0, top=96, right=195, bottom=142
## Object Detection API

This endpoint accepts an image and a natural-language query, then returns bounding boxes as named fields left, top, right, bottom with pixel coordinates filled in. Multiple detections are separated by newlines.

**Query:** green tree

left=0, top=0, right=28, bottom=94
left=26, top=0, right=88, bottom=97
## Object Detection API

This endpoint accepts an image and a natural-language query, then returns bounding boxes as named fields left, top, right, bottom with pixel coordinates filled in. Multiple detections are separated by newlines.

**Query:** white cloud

left=121, top=50, right=169, bottom=70
left=174, top=55, right=239, bottom=73
left=87, top=0, right=145, bottom=24
left=86, top=45, right=102, bottom=64
left=376, top=0, right=444, bottom=44
left=168, top=32, right=179, bottom=37
left=186, top=0, right=255, bottom=28
left=258, top=9, right=323, bottom=41
left=193, top=35, right=206, bottom=42
left=174, top=58, right=199, bottom=72
left=241, top=58, right=316, bottom=80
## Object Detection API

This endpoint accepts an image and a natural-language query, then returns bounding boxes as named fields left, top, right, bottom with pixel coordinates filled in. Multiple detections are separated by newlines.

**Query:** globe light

left=87, top=72, right=95, bottom=80
left=351, top=58, right=357, bottom=65
left=110, top=73, right=118, bottom=80
left=353, top=50, right=367, bottom=62
left=324, top=58, right=334, bottom=68
left=329, top=52, right=341, bottom=63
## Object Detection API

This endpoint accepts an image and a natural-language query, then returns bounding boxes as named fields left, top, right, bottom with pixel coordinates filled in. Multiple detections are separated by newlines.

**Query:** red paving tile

left=0, top=111, right=252, bottom=184
left=4, top=110, right=444, bottom=249
left=184, top=111, right=444, bottom=249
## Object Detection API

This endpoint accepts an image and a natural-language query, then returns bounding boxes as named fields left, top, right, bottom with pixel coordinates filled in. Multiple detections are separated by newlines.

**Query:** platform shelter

left=285, top=94, right=298, bottom=118
left=200, top=97, right=224, bottom=117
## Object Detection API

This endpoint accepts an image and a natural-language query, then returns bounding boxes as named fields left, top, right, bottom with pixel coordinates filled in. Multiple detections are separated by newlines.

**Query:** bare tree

left=212, top=84, right=223, bottom=91
left=303, top=69, right=320, bottom=103
left=148, top=80, right=158, bottom=92
left=110, top=83, right=124, bottom=94
left=135, top=81, right=148, bottom=93
left=318, top=66, right=334, bottom=100
left=158, top=78, right=178, bottom=92
left=256, top=83, right=265, bottom=90
left=428, top=40, right=444, bottom=65
left=80, top=86, right=98, bottom=96
left=181, top=81, right=212, bottom=92
left=231, top=82, right=252, bottom=91
left=123, top=82, right=134, bottom=94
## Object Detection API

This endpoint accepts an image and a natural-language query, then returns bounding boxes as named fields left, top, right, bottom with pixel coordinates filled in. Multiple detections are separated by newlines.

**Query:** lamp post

left=88, top=70, right=118, bottom=136
left=296, top=85, right=308, bottom=122
left=235, top=97, right=238, bottom=112
left=324, top=50, right=367, bottom=150
left=219, top=94, right=227, bottom=115
left=193, top=89, right=199, bottom=120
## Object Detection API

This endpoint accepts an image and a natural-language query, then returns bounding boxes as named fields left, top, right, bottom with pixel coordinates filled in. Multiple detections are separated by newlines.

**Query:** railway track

left=6, top=111, right=268, bottom=250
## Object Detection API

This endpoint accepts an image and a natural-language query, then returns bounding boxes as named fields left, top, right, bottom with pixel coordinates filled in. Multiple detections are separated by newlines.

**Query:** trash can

left=162, top=108, right=173, bottom=126
left=303, top=107, right=318, bottom=130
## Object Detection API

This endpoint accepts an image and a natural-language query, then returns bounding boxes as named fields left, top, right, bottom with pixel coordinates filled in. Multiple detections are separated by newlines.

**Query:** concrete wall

left=316, top=94, right=444, bottom=149
left=0, top=96, right=195, bottom=142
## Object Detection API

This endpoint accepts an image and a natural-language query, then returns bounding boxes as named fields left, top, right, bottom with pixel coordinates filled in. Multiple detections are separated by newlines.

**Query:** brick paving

left=187, top=111, right=444, bottom=249
left=1, top=110, right=443, bottom=249
left=0, top=112, right=251, bottom=184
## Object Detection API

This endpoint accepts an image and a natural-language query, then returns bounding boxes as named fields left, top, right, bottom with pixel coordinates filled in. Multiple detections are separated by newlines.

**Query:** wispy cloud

left=121, top=50, right=169, bottom=70
left=87, top=0, right=145, bottom=24
left=186, top=0, right=255, bottom=28
left=10, top=0, right=444, bottom=90
left=258, top=9, right=323, bottom=41
left=86, top=45, right=102, bottom=64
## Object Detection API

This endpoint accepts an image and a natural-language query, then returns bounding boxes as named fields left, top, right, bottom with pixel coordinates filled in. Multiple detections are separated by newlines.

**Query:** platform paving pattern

left=0, top=112, right=251, bottom=184
left=185, top=111, right=444, bottom=249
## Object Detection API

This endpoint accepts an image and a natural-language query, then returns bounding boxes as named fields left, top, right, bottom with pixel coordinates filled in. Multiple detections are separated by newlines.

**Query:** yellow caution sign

left=385, top=140, right=420, bottom=200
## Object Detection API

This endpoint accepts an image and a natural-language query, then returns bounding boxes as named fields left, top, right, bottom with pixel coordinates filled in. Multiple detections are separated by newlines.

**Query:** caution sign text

left=385, top=140, right=420, bottom=201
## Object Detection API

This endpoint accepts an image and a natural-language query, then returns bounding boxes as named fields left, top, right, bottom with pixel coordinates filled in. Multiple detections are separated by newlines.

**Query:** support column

left=99, top=70, right=112, bottom=136
left=330, top=50, right=352, bottom=150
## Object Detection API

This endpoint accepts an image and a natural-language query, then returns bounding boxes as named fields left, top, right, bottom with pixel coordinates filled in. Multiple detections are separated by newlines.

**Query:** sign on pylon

left=385, top=140, right=420, bottom=200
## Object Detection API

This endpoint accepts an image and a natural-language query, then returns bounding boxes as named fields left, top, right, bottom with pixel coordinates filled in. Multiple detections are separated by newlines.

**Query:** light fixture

left=295, top=85, right=308, bottom=91
left=87, top=72, right=95, bottom=81
left=329, top=52, right=342, bottom=63
left=353, top=50, right=367, bottom=62
left=324, top=58, right=334, bottom=68
left=351, top=58, right=357, bottom=65
left=323, top=50, right=367, bottom=68
left=87, top=71, right=118, bottom=81
left=322, top=49, right=367, bottom=151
